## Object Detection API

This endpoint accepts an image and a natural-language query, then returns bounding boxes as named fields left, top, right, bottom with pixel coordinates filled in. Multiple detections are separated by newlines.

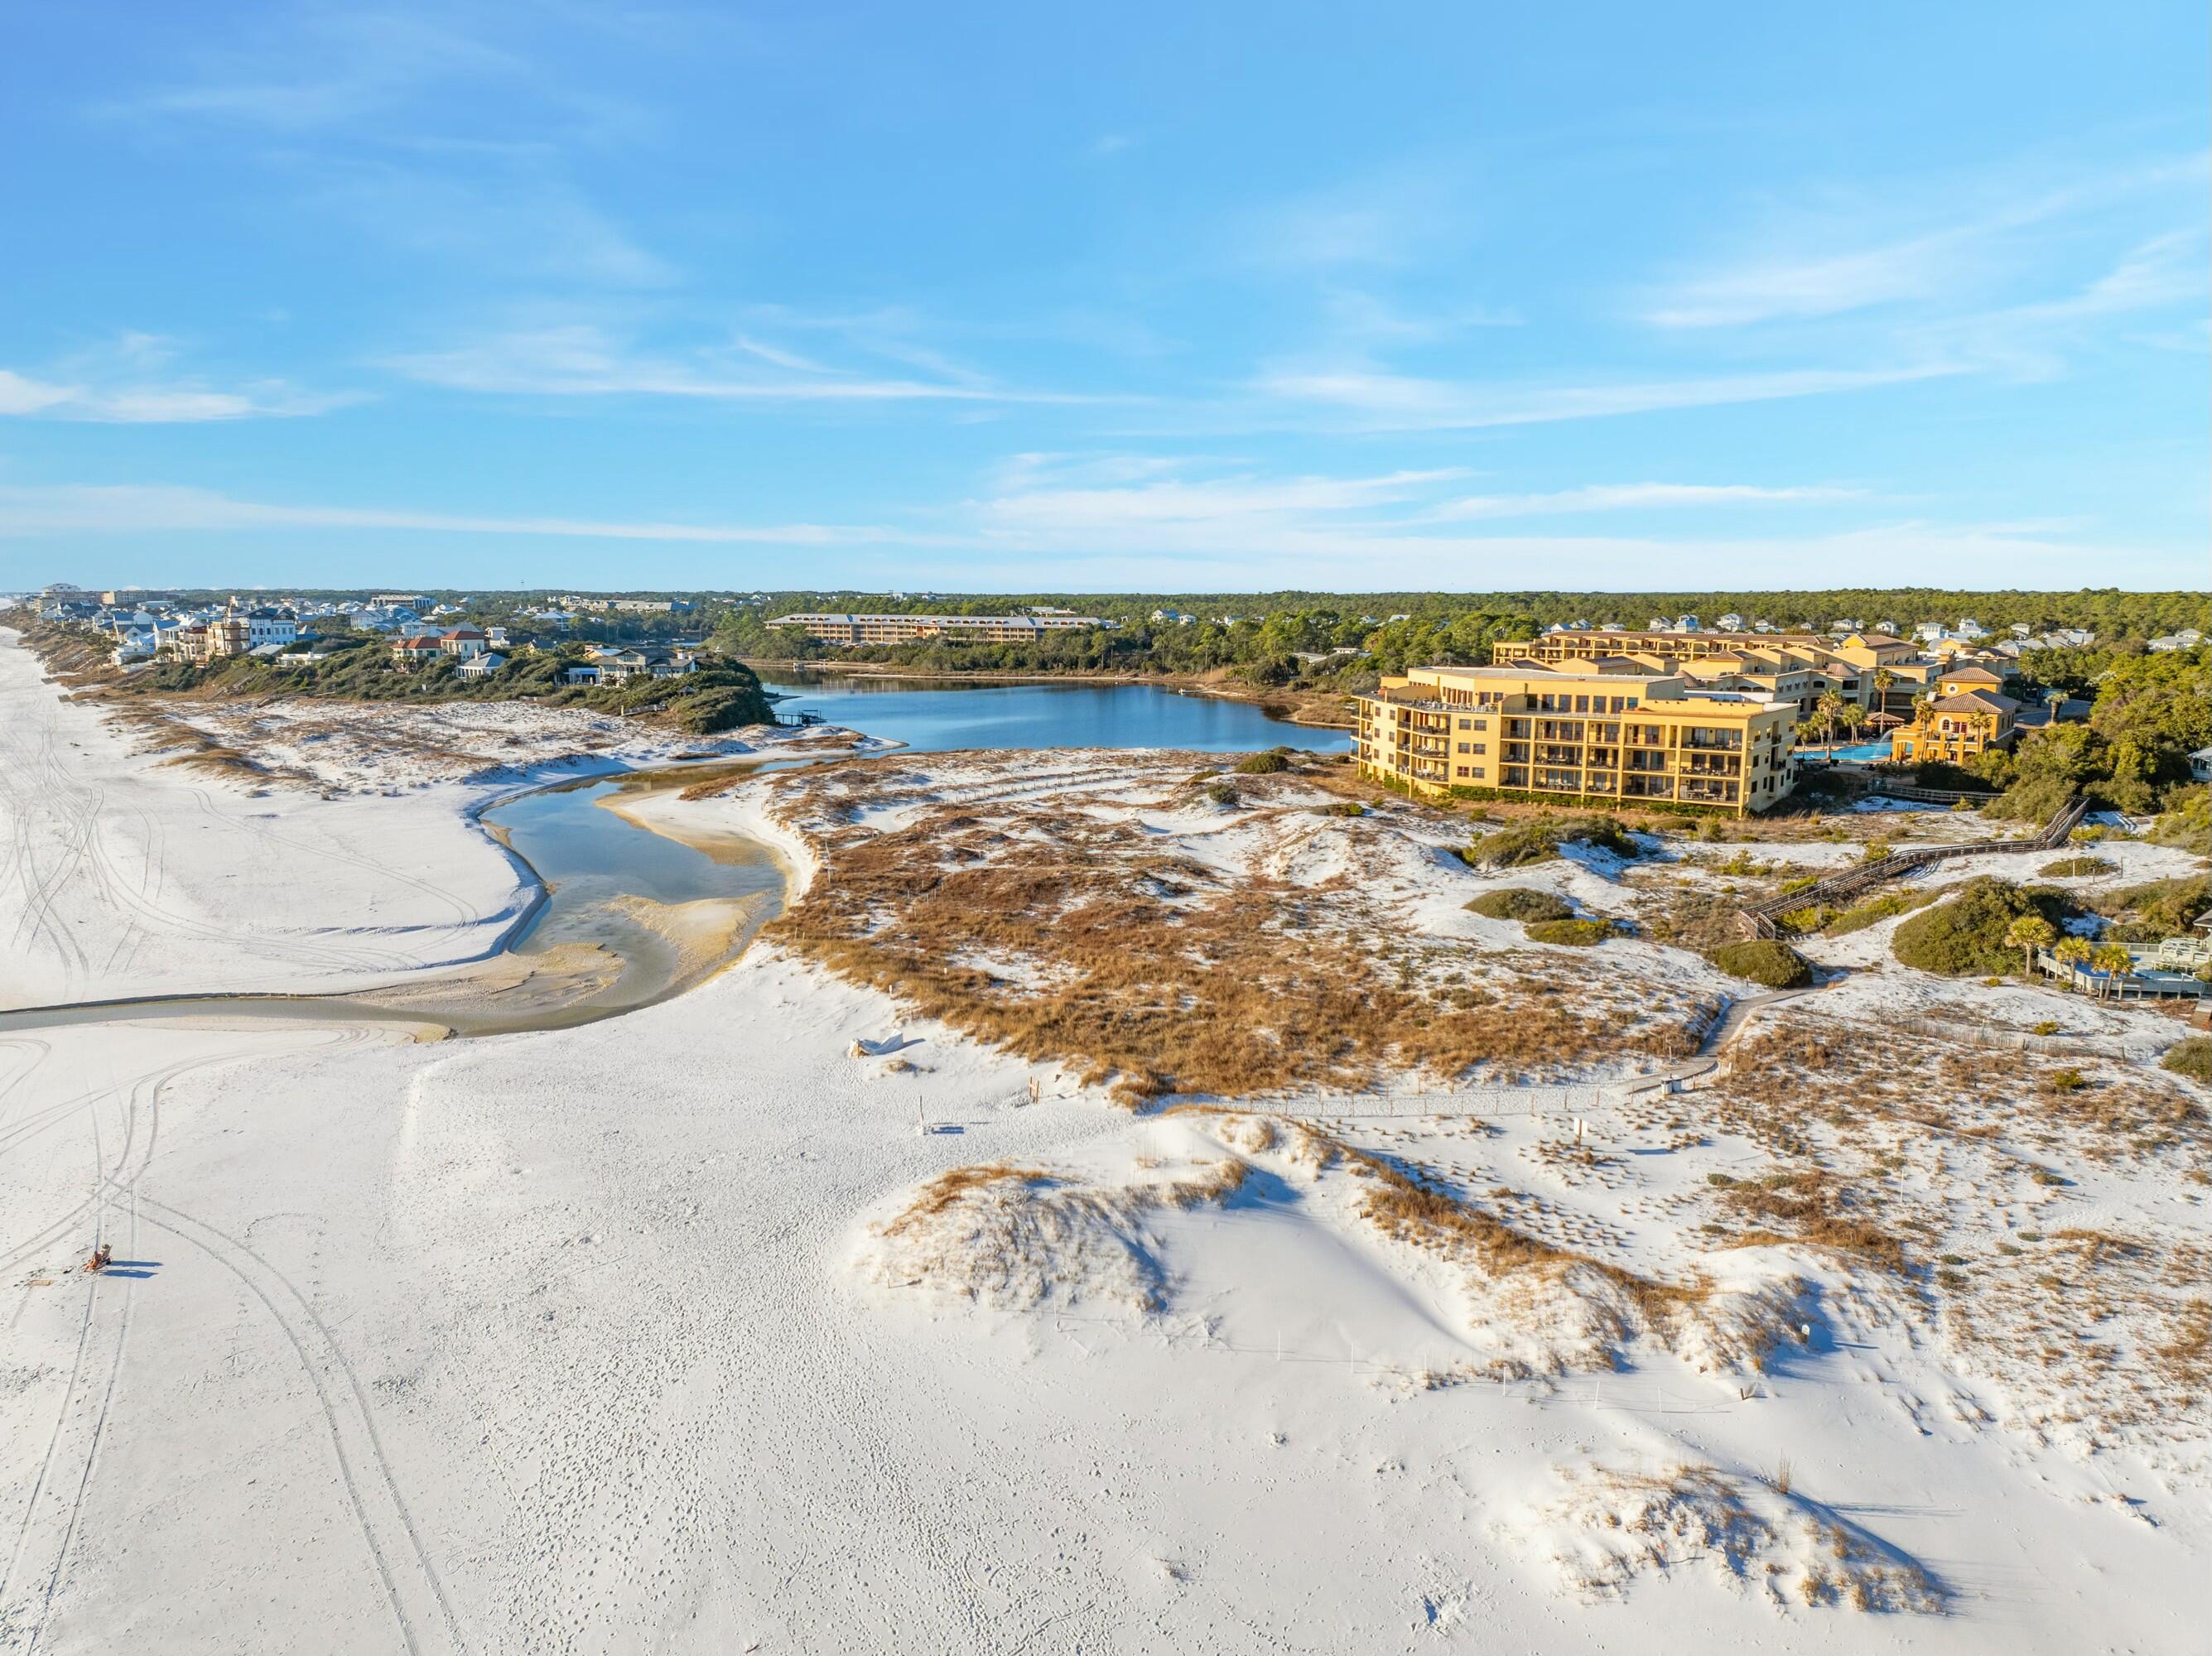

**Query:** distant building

left=769, top=612, right=1111, bottom=645
left=455, top=652, right=506, bottom=680
left=391, top=636, right=442, bottom=669
left=437, top=625, right=489, bottom=658
left=373, top=593, right=430, bottom=610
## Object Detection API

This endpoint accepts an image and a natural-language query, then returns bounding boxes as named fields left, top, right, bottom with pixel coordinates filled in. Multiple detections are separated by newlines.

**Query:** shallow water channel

left=0, top=761, right=783, bottom=1041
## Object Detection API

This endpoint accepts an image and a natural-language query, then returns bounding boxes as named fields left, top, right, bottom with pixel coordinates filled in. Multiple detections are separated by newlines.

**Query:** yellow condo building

left=1356, top=665, right=1799, bottom=816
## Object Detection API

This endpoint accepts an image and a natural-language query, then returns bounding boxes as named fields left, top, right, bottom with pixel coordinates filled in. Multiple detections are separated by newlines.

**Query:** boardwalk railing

left=1736, top=795, right=2085, bottom=940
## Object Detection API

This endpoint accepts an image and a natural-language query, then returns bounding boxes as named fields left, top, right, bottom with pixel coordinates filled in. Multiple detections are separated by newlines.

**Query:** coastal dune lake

left=759, top=671, right=1352, bottom=754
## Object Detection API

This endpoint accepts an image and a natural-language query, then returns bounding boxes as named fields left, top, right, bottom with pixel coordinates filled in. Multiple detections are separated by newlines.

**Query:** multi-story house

left=1354, top=665, right=1798, bottom=816
left=1892, top=681, right=2020, bottom=765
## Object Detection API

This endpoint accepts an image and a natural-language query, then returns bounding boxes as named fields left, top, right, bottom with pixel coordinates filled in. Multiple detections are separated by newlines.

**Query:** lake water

left=759, top=672, right=1351, bottom=754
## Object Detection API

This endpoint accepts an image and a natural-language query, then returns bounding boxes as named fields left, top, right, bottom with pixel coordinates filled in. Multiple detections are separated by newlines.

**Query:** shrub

left=1891, top=879, right=2076, bottom=976
left=1822, top=889, right=1936, bottom=936
left=1234, top=748, right=1292, bottom=774
left=2161, top=1037, right=2212, bottom=1083
left=1464, top=888, right=1575, bottom=922
left=1203, top=781, right=1240, bottom=806
left=2039, top=855, right=2118, bottom=878
left=1524, top=917, right=1619, bottom=946
left=1708, top=939, right=1814, bottom=989
left=2041, top=1067, right=2088, bottom=1094
left=1315, top=800, right=1366, bottom=817
left=2089, top=874, right=2211, bottom=943
left=2148, top=788, right=2210, bottom=849
left=1464, top=813, right=1641, bottom=869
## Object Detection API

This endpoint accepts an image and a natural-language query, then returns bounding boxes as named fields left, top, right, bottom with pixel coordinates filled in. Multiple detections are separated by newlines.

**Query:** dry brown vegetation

left=1524, top=1461, right=1943, bottom=1612
left=861, top=1148, right=1251, bottom=1312
left=763, top=753, right=1706, bottom=1100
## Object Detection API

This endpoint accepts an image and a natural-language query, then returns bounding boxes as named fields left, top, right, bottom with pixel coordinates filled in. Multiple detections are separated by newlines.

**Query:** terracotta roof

left=393, top=636, right=439, bottom=650
left=1927, top=691, right=2017, bottom=715
left=1940, top=665, right=2007, bottom=685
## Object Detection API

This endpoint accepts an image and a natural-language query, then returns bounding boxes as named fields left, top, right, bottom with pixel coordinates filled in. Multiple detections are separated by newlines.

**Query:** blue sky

left=2, top=2, right=2205, bottom=593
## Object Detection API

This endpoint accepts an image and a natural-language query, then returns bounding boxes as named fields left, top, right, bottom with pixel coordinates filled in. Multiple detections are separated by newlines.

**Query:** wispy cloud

left=1247, top=362, right=1957, bottom=431
left=1425, top=482, right=1861, bottom=520
left=382, top=323, right=1106, bottom=405
left=3, top=467, right=2194, bottom=593
left=110, top=8, right=640, bottom=142
left=0, top=483, right=890, bottom=545
left=308, top=161, right=678, bottom=288
left=976, top=464, right=1466, bottom=537
left=1643, top=152, right=2208, bottom=330
left=0, top=335, right=352, bottom=423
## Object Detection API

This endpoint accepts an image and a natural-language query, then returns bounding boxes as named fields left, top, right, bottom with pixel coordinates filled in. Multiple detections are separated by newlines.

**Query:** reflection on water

left=760, top=672, right=1351, bottom=756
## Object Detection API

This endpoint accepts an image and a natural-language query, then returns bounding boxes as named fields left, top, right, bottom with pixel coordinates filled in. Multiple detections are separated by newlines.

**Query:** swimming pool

left=1827, top=737, right=1896, bottom=763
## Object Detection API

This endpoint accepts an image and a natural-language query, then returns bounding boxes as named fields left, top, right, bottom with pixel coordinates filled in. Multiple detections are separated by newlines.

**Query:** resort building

left=1492, top=627, right=1916, bottom=709
left=390, top=636, right=442, bottom=669
left=767, top=612, right=1112, bottom=645
left=1892, top=684, right=2020, bottom=765
left=1355, top=665, right=1799, bottom=816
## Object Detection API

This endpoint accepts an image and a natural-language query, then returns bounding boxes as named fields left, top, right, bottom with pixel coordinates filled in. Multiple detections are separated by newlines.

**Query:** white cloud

left=383, top=324, right=1105, bottom=405
left=0, top=349, right=351, bottom=424
left=0, top=484, right=887, bottom=545
left=1644, top=152, right=2209, bottom=330
left=977, top=466, right=1466, bottom=537
left=1426, top=483, right=1860, bottom=520
left=1248, top=362, right=1958, bottom=431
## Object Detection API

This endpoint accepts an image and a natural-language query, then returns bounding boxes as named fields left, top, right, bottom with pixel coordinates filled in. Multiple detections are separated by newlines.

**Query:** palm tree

left=1872, top=667, right=1896, bottom=712
left=1813, top=688, right=1848, bottom=749
left=2053, top=936, right=2093, bottom=983
left=2091, top=942, right=2134, bottom=998
left=2007, top=915, right=2058, bottom=977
